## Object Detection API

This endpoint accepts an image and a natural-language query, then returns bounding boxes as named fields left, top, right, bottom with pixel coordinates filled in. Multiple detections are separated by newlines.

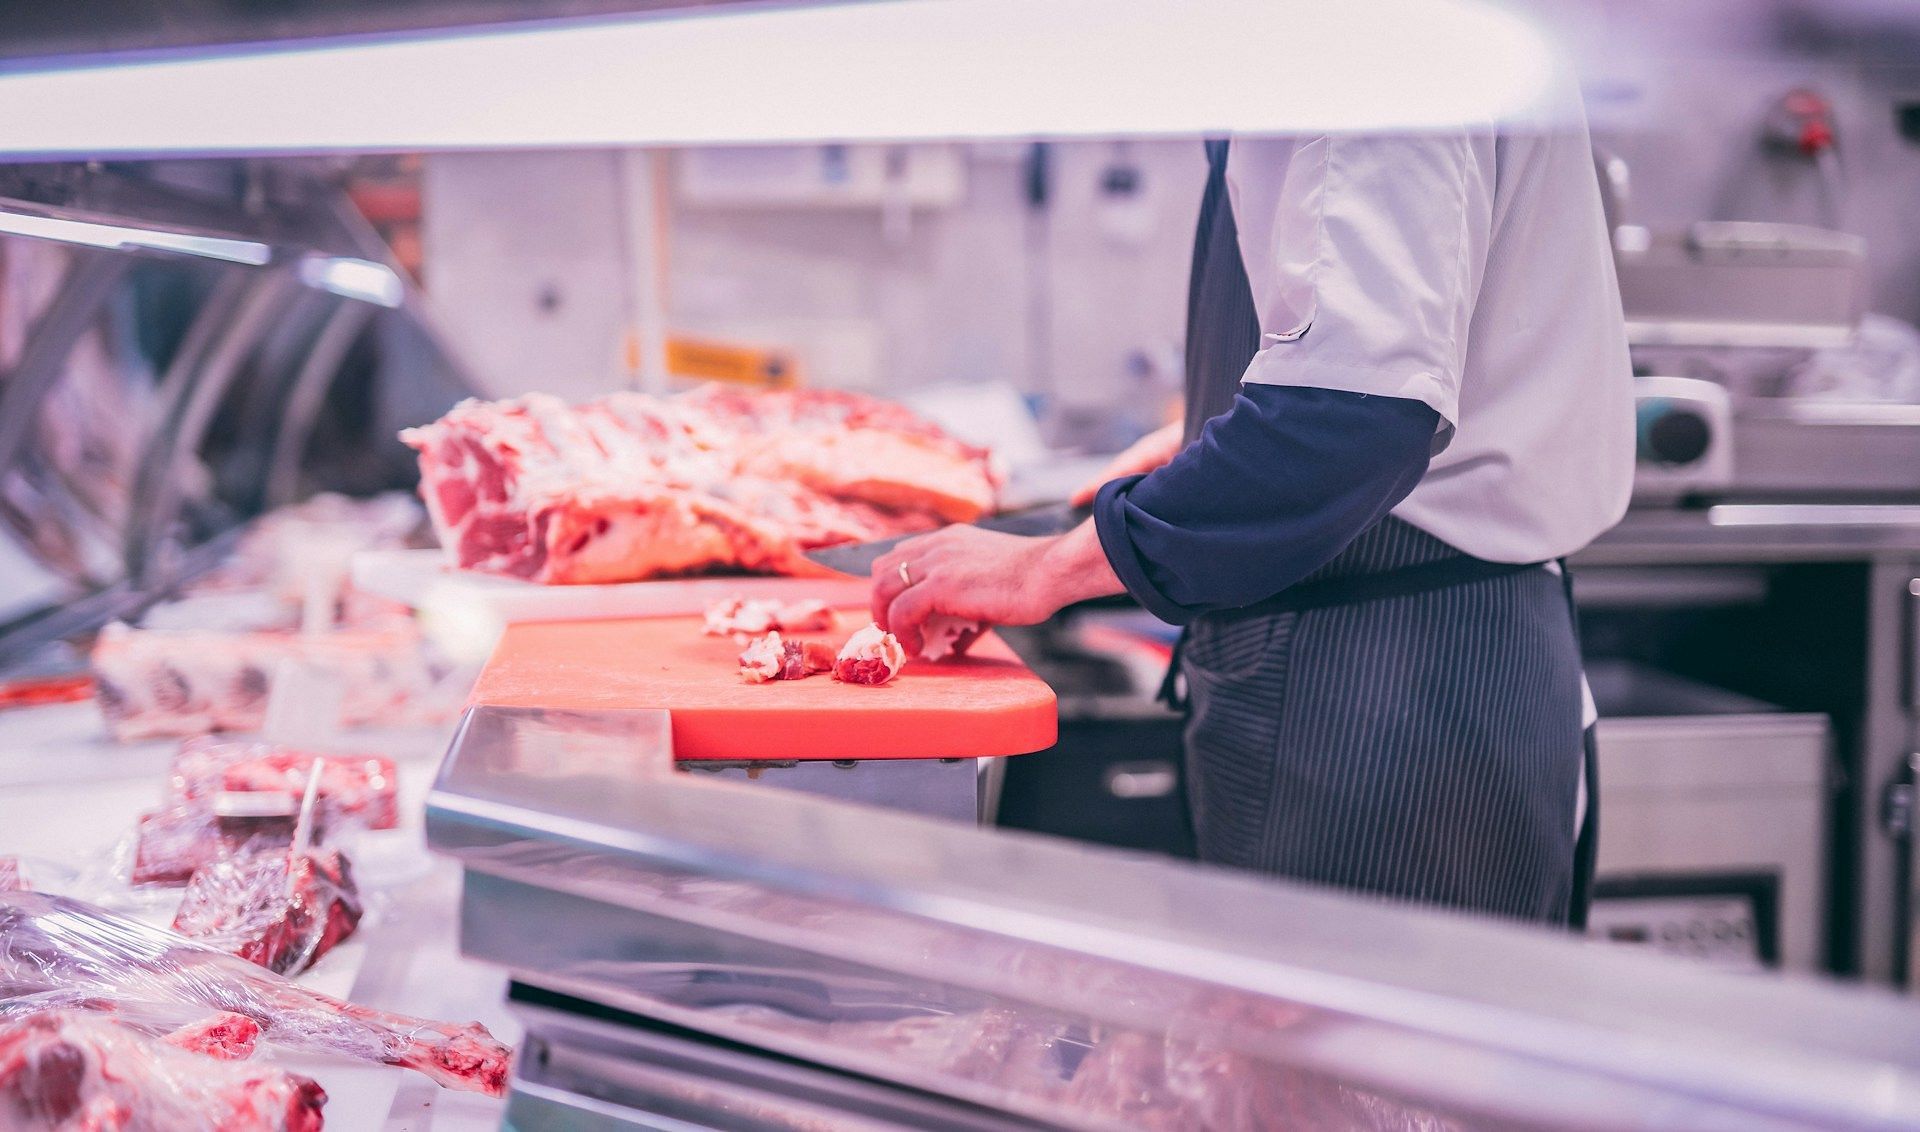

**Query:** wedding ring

left=898, top=561, right=913, bottom=586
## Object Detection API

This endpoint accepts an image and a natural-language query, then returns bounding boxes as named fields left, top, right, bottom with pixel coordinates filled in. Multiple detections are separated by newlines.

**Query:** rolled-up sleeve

left=1229, top=132, right=1495, bottom=431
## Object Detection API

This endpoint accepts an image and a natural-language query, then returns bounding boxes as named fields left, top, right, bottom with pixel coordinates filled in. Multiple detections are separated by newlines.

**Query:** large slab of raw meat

left=401, top=385, right=998, bottom=585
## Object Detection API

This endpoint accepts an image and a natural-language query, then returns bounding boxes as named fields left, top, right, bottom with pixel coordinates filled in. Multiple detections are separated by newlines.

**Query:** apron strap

left=1155, top=554, right=1549, bottom=712
left=1232, top=554, right=1547, bottom=617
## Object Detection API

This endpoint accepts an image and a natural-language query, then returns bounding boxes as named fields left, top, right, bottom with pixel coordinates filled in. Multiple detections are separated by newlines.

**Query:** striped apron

left=1176, top=140, right=1598, bottom=925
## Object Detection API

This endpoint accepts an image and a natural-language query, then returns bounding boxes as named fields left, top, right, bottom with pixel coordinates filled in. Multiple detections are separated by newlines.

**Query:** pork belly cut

left=401, top=384, right=996, bottom=585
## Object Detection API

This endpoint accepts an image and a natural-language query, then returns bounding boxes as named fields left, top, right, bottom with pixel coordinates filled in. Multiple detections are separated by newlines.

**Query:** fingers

left=885, top=583, right=935, bottom=657
left=870, top=533, right=938, bottom=627
left=1067, top=480, right=1100, bottom=509
left=870, top=549, right=906, bottom=627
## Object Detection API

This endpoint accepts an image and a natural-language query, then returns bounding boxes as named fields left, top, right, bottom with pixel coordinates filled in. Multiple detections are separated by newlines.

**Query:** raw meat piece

left=916, top=614, right=983, bottom=662
left=91, top=623, right=449, bottom=742
left=704, top=597, right=837, bottom=639
left=172, top=739, right=400, bottom=833
left=401, top=385, right=993, bottom=585
left=0, top=1010, right=326, bottom=1131
left=833, top=625, right=906, bottom=687
left=161, top=1013, right=260, bottom=1061
left=0, top=893, right=512, bottom=1096
left=131, top=808, right=230, bottom=887
left=738, top=633, right=835, bottom=684
left=0, top=860, right=24, bottom=893
left=171, top=848, right=363, bottom=977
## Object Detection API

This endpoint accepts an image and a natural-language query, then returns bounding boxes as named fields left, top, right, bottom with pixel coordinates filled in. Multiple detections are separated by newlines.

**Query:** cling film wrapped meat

left=0, top=893, right=511, bottom=1097
left=0, top=1009, right=327, bottom=1131
left=169, top=848, right=363, bottom=977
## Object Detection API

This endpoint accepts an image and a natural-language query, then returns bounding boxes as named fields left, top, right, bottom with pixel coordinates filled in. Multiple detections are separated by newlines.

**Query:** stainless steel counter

left=428, top=705, right=1920, bottom=1131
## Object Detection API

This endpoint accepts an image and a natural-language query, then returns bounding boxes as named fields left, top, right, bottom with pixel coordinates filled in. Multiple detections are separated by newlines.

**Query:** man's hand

left=1068, top=421, right=1185, bottom=507
left=871, top=521, right=1123, bottom=656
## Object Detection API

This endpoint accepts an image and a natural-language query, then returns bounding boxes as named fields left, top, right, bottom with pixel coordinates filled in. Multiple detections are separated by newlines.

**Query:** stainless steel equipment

left=1617, top=221, right=1867, bottom=350
left=1588, top=660, right=1831, bottom=970
left=428, top=703, right=1920, bottom=1130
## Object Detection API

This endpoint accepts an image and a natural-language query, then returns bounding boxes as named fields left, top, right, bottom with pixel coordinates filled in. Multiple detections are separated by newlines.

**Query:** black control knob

left=1646, top=407, right=1711, bottom=466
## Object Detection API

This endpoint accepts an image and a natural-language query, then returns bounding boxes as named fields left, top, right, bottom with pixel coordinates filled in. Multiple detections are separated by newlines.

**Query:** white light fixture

left=0, top=0, right=1562, bottom=156
left=0, top=207, right=270, bottom=264
left=298, top=254, right=405, bottom=308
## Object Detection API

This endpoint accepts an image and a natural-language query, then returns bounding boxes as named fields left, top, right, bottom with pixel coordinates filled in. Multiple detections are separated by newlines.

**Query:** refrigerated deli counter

left=426, top=704, right=1920, bottom=1132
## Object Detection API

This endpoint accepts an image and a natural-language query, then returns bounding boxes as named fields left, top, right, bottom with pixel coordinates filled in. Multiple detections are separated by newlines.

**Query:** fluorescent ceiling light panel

left=0, top=208, right=271, bottom=263
left=0, top=0, right=1560, bottom=155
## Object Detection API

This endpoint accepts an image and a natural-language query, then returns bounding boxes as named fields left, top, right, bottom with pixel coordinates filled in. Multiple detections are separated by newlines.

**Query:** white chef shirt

left=1224, top=81, right=1634, bottom=563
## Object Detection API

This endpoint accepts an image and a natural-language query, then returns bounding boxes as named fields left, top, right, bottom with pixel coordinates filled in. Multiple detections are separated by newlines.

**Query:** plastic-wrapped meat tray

left=0, top=892, right=512, bottom=1096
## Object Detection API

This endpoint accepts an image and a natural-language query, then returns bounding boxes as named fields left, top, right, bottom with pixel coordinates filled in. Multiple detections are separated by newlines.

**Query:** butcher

left=871, top=86, right=1634, bottom=925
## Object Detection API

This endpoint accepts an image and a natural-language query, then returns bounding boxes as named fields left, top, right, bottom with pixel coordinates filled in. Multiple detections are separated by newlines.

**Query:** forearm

left=1092, top=384, right=1439, bottom=624
left=1037, top=520, right=1125, bottom=612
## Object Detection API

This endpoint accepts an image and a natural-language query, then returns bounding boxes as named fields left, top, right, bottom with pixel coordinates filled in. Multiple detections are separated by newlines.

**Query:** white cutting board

left=352, top=549, right=871, bottom=625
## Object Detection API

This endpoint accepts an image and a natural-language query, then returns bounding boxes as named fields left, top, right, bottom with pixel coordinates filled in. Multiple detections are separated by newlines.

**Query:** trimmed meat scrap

left=0, top=1010, right=326, bottom=1132
left=833, top=625, right=906, bottom=687
left=704, top=598, right=836, bottom=638
left=401, top=385, right=993, bottom=585
left=738, top=633, right=836, bottom=684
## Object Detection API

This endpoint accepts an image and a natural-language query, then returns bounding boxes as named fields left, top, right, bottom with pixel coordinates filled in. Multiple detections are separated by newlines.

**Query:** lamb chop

left=171, top=847, right=363, bottom=977
left=0, top=893, right=511, bottom=1097
left=0, top=1009, right=326, bottom=1131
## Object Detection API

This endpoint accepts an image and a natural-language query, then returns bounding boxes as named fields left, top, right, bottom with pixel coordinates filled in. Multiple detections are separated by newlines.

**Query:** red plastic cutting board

left=471, top=613, right=1057, bottom=762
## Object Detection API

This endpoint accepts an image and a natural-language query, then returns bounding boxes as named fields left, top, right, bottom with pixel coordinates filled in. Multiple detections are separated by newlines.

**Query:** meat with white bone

left=401, top=385, right=994, bottom=585
left=0, top=893, right=512, bottom=1097
left=833, top=625, right=907, bottom=687
left=0, top=1009, right=327, bottom=1132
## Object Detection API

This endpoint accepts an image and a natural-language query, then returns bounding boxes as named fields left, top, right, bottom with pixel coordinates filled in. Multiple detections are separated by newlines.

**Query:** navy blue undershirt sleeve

left=1092, top=384, right=1440, bottom=625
